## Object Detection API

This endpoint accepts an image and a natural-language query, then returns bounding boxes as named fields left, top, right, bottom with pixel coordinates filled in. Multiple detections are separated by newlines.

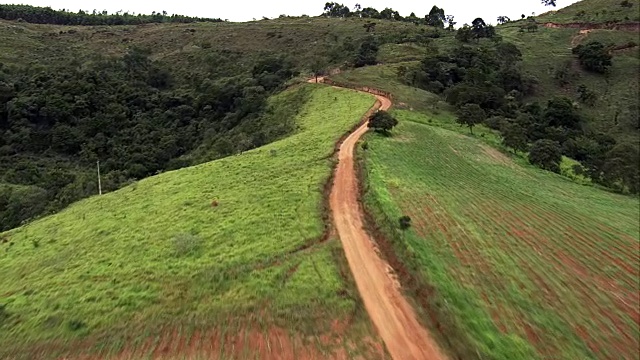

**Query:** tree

left=544, top=97, right=582, bottom=129
left=363, top=21, right=376, bottom=32
left=426, top=6, right=446, bottom=28
left=398, top=216, right=412, bottom=230
left=368, top=110, right=398, bottom=133
left=456, top=103, right=486, bottom=133
left=602, top=142, right=640, bottom=193
left=0, top=4, right=223, bottom=25
left=523, top=18, right=539, bottom=32
left=456, top=25, right=472, bottom=42
left=406, top=12, right=420, bottom=24
left=497, top=16, right=510, bottom=24
left=310, top=58, right=327, bottom=83
left=577, top=85, right=597, bottom=106
left=501, top=121, right=529, bottom=153
left=354, top=35, right=379, bottom=67
left=360, top=7, right=380, bottom=18
left=323, top=2, right=350, bottom=17
left=445, top=15, right=456, bottom=31
left=572, top=41, right=612, bottom=73
left=484, top=25, right=497, bottom=40
left=380, top=8, right=400, bottom=21
left=471, top=17, right=487, bottom=42
left=529, top=139, right=562, bottom=173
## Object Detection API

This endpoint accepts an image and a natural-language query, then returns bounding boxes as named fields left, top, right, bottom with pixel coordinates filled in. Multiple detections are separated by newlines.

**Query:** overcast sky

left=13, top=0, right=580, bottom=25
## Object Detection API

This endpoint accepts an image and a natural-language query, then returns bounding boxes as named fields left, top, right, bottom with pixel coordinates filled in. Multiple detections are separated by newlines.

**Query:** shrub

left=368, top=110, right=399, bottom=134
left=572, top=42, right=612, bottom=73
left=529, top=139, right=562, bottom=173
left=620, top=0, right=633, bottom=8
left=398, top=216, right=412, bottom=230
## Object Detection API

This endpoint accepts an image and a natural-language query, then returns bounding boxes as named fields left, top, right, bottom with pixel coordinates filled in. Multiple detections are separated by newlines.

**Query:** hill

left=538, top=0, right=640, bottom=24
left=0, top=11, right=436, bottom=231
left=358, top=110, right=639, bottom=360
left=330, top=0, right=639, bottom=193
left=1, top=1, right=639, bottom=359
left=0, top=84, right=388, bottom=359
left=320, top=1, right=640, bottom=358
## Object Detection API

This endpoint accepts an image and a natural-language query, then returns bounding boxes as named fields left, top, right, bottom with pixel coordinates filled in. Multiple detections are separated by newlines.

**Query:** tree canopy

left=368, top=110, right=399, bottom=133
left=397, top=28, right=638, bottom=193
left=0, top=4, right=223, bottom=25
left=0, top=48, right=299, bottom=231
left=572, top=42, right=613, bottom=74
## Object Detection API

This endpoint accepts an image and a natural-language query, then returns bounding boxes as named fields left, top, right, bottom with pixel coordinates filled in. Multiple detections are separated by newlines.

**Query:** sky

left=13, top=0, right=581, bottom=25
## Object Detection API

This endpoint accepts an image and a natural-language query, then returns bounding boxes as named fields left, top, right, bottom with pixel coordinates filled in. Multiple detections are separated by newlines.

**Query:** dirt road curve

left=313, top=78, right=447, bottom=360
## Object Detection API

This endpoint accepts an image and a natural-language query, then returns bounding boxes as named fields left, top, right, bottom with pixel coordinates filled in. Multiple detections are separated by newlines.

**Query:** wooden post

left=97, top=161, right=102, bottom=195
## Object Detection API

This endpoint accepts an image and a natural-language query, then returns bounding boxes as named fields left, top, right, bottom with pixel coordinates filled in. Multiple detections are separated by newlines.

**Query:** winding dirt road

left=315, top=78, right=447, bottom=360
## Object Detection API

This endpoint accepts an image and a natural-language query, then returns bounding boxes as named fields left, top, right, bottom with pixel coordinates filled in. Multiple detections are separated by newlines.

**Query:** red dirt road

left=318, top=79, right=447, bottom=360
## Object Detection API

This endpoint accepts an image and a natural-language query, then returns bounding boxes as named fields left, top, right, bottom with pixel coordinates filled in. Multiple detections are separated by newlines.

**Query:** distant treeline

left=323, top=2, right=457, bottom=29
left=0, top=4, right=224, bottom=25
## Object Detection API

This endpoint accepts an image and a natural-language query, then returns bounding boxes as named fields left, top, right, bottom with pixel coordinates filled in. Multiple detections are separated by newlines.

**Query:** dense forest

left=0, top=4, right=223, bottom=25
left=399, top=19, right=639, bottom=193
left=0, top=46, right=299, bottom=231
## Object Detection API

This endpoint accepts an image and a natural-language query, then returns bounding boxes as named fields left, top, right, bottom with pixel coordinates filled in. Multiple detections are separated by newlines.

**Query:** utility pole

left=97, top=161, right=102, bottom=195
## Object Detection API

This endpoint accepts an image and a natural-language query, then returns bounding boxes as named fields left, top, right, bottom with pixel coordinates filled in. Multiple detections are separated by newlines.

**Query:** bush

left=172, top=233, right=203, bottom=257
left=529, top=139, right=562, bottom=173
left=368, top=110, right=399, bottom=134
left=572, top=42, right=612, bottom=73
left=354, top=35, right=379, bottom=67
left=398, top=216, right=412, bottom=230
left=485, top=116, right=507, bottom=131
left=620, top=0, right=633, bottom=8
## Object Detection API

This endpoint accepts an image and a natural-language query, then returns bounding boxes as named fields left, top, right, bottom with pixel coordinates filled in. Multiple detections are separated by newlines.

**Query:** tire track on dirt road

left=311, top=77, right=447, bottom=360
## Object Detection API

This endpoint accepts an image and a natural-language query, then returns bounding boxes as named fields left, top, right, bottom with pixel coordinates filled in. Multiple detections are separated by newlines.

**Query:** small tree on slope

left=456, top=103, right=486, bottom=134
left=368, top=110, right=398, bottom=134
left=529, top=139, right=562, bottom=173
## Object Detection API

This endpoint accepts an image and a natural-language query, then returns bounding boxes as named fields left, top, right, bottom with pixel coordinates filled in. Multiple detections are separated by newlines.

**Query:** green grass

left=538, top=0, right=640, bottom=23
left=0, top=16, right=434, bottom=76
left=0, top=84, right=383, bottom=359
left=360, top=111, right=640, bottom=359
left=331, top=63, right=450, bottom=113
left=498, top=24, right=639, bottom=140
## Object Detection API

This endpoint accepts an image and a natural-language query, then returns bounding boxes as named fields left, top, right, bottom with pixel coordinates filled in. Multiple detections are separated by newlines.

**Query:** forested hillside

left=0, top=5, right=436, bottom=231
left=327, top=0, right=639, bottom=194
left=0, top=47, right=298, bottom=230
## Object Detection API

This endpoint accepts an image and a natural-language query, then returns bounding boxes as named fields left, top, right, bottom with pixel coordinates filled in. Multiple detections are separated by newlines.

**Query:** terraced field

left=0, top=84, right=386, bottom=359
left=360, top=111, right=640, bottom=359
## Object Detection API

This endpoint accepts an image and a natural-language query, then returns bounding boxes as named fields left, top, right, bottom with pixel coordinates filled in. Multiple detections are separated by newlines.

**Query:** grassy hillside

left=499, top=23, right=639, bottom=140
left=0, top=16, right=431, bottom=72
left=359, top=111, right=639, bottom=360
left=0, top=84, right=387, bottom=359
left=0, top=13, right=443, bottom=231
left=538, top=0, right=640, bottom=23
left=328, top=0, right=639, bottom=193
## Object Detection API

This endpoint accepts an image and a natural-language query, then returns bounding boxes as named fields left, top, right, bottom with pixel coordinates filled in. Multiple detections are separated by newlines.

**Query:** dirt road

left=316, top=78, right=447, bottom=360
